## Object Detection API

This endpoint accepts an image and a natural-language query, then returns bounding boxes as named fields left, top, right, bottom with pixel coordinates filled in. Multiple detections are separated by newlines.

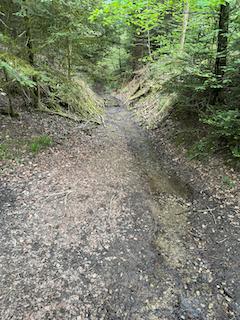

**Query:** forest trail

left=0, top=98, right=239, bottom=319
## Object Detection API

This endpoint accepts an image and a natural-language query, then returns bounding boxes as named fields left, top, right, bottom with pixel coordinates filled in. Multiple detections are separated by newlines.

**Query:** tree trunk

left=67, top=37, right=72, bottom=81
left=179, top=1, right=190, bottom=52
left=24, top=0, right=41, bottom=108
left=3, top=68, right=15, bottom=117
left=213, top=1, right=230, bottom=103
left=132, top=32, right=146, bottom=71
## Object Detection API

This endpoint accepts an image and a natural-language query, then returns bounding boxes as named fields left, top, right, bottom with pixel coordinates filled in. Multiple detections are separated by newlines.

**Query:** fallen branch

left=39, top=109, right=82, bottom=122
left=42, top=190, right=73, bottom=204
left=208, top=206, right=217, bottom=224
left=64, top=191, right=71, bottom=207
left=3, top=289, right=12, bottom=302
left=217, top=237, right=227, bottom=243
left=176, top=207, right=217, bottom=216
left=100, top=115, right=106, bottom=127
left=41, top=179, right=81, bottom=208
left=189, top=231, right=201, bottom=238
left=176, top=209, right=193, bottom=215
left=197, top=207, right=217, bottom=213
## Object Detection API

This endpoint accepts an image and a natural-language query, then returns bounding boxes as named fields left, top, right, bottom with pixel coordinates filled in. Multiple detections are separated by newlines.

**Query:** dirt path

left=0, top=99, right=240, bottom=319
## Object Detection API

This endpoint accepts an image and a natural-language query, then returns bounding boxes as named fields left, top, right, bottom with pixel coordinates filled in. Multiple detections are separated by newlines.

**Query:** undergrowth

left=170, top=109, right=240, bottom=169
left=40, top=78, right=104, bottom=124
left=0, top=134, right=52, bottom=164
left=122, top=54, right=240, bottom=169
left=29, top=134, right=52, bottom=153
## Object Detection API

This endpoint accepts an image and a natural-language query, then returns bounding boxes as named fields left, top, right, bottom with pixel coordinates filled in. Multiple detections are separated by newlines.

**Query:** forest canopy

left=1, top=0, right=240, bottom=161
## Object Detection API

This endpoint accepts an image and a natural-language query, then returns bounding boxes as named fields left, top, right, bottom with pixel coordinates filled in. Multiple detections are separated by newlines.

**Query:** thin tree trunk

left=3, top=68, right=15, bottom=117
left=119, top=47, right=122, bottom=72
left=146, top=1, right=152, bottom=60
left=67, top=38, right=72, bottom=81
left=215, top=2, right=229, bottom=78
left=24, top=0, right=40, bottom=108
left=147, top=19, right=152, bottom=59
left=132, top=33, right=145, bottom=71
left=179, top=1, right=190, bottom=52
left=213, top=1, right=230, bottom=103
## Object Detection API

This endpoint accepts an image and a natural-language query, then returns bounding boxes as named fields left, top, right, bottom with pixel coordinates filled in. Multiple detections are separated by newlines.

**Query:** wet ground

left=0, top=97, right=240, bottom=319
left=102, top=102, right=240, bottom=319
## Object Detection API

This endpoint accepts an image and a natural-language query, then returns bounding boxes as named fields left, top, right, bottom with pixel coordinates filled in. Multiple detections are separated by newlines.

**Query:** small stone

left=222, top=301, right=228, bottom=307
left=209, top=302, right=214, bottom=309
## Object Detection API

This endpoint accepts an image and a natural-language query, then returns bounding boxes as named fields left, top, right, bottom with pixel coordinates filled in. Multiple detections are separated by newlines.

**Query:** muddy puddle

left=120, top=112, right=192, bottom=198
left=107, top=106, right=226, bottom=319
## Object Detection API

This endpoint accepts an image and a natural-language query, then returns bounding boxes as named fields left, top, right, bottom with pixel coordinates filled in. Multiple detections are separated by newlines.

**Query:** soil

left=0, top=96, right=240, bottom=320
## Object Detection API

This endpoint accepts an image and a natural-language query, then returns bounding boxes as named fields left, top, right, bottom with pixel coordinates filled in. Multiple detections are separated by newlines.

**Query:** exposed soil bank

left=0, top=97, right=239, bottom=319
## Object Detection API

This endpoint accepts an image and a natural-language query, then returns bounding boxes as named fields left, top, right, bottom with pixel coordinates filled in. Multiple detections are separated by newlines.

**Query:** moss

left=122, top=63, right=178, bottom=129
left=42, top=78, right=104, bottom=124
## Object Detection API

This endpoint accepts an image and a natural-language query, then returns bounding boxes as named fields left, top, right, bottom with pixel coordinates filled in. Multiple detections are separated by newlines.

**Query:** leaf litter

left=0, top=97, right=240, bottom=319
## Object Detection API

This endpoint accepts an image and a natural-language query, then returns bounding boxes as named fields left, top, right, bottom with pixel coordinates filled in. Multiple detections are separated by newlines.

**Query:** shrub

left=201, top=109, right=240, bottom=158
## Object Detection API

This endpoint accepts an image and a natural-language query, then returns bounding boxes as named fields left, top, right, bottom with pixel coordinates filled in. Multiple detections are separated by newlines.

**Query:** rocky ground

left=0, top=96, right=240, bottom=319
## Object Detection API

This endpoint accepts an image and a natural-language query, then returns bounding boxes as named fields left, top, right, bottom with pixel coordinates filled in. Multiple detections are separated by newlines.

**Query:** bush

left=201, top=108, right=240, bottom=158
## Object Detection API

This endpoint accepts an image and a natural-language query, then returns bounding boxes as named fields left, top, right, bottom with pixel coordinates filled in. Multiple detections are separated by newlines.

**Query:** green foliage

left=222, top=176, right=235, bottom=187
left=1, top=144, right=7, bottom=152
left=1, top=0, right=240, bottom=164
left=0, top=0, right=107, bottom=119
left=186, top=137, right=215, bottom=160
left=201, top=109, right=240, bottom=158
left=0, top=57, right=36, bottom=87
left=29, top=134, right=52, bottom=153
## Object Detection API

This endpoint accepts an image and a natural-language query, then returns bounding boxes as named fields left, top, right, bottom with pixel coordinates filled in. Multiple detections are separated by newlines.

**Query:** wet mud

left=103, top=101, right=238, bottom=319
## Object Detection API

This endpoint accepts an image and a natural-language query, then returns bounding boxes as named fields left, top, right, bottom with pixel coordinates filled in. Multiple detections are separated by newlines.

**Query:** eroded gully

left=1, top=97, right=237, bottom=320
left=100, top=100, right=226, bottom=319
